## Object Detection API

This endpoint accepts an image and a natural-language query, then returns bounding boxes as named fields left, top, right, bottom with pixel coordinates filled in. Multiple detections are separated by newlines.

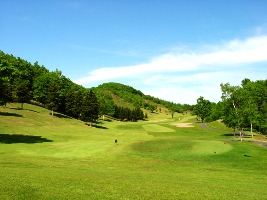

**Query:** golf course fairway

left=1, top=103, right=267, bottom=199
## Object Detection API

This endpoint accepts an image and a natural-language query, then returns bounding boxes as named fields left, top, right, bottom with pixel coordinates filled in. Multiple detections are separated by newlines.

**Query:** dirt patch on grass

left=172, top=123, right=194, bottom=127
left=253, top=135, right=267, bottom=141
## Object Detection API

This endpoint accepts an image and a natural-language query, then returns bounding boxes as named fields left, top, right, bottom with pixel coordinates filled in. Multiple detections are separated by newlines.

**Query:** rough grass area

left=1, top=103, right=267, bottom=199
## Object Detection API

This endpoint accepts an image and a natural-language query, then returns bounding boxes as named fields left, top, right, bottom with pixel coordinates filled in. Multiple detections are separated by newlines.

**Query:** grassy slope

left=1, top=103, right=267, bottom=199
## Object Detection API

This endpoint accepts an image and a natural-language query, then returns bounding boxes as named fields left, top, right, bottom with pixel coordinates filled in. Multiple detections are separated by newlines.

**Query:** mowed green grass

left=1, top=104, right=267, bottom=199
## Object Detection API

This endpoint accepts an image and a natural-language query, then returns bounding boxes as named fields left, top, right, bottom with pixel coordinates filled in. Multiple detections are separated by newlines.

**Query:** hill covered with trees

left=0, top=50, right=189, bottom=123
left=1, top=50, right=266, bottom=135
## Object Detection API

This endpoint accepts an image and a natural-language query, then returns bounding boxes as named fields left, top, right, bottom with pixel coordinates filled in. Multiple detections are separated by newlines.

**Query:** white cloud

left=74, top=35, right=267, bottom=104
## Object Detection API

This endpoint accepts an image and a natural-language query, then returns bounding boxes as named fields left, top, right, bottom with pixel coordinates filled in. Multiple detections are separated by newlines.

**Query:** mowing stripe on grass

left=142, top=124, right=175, bottom=132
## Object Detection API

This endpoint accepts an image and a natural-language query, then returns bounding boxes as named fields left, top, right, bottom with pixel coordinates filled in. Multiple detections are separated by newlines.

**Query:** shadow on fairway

left=93, top=124, right=108, bottom=129
left=86, top=124, right=108, bottom=129
left=0, top=134, right=53, bottom=144
left=85, top=121, right=108, bottom=129
left=102, top=118, right=112, bottom=122
left=9, top=107, right=40, bottom=113
left=51, top=113, right=72, bottom=119
left=0, top=112, right=23, bottom=117
left=222, top=132, right=248, bottom=137
left=25, top=108, right=40, bottom=113
left=222, top=133, right=236, bottom=136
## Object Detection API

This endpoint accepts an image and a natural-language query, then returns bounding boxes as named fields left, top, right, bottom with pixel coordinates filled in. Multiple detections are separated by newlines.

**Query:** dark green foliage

left=205, top=102, right=222, bottom=122
left=97, top=82, right=144, bottom=97
left=0, top=50, right=194, bottom=123
left=46, top=81, right=60, bottom=116
left=148, top=104, right=157, bottom=113
left=167, top=102, right=182, bottom=118
left=81, top=89, right=99, bottom=126
left=219, top=79, right=267, bottom=134
left=95, top=90, right=115, bottom=118
left=113, top=105, right=144, bottom=121
left=15, top=80, right=32, bottom=109
left=65, top=85, right=84, bottom=119
left=0, top=50, right=99, bottom=123
left=193, top=96, right=212, bottom=123
left=0, top=51, right=18, bottom=105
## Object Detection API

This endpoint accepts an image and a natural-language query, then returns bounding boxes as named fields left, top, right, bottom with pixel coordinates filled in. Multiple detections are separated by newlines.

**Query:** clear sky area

left=1, top=0, right=267, bottom=104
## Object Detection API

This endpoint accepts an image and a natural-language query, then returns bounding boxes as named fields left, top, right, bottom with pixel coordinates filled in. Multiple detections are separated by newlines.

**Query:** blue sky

left=1, top=0, right=267, bottom=104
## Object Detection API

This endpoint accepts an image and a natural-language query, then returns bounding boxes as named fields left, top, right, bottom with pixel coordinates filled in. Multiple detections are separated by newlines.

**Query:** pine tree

left=81, top=89, right=99, bottom=127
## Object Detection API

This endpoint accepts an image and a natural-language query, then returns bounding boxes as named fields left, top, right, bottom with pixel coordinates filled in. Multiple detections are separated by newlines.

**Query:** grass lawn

left=1, top=103, right=267, bottom=199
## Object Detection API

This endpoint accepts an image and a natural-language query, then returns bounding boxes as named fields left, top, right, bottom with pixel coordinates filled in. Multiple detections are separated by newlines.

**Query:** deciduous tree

left=193, top=96, right=212, bottom=123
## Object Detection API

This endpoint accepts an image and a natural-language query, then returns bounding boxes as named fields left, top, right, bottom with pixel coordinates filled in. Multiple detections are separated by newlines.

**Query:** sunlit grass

left=1, top=103, right=267, bottom=199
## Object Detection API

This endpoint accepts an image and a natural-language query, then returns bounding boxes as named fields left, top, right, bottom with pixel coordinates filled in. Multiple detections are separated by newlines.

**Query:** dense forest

left=0, top=50, right=188, bottom=124
left=1, top=50, right=266, bottom=134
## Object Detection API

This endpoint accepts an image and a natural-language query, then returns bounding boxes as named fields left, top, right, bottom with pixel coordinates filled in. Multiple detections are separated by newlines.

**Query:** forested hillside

left=0, top=50, right=188, bottom=123
left=1, top=50, right=266, bottom=133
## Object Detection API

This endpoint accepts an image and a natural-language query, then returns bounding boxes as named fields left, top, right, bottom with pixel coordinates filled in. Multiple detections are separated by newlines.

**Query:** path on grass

left=201, top=123, right=267, bottom=148
left=200, top=123, right=229, bottom=132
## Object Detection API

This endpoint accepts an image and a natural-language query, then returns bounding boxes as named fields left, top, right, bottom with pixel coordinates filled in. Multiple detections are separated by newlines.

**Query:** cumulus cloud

left=74, top=35, right=267, bottom=104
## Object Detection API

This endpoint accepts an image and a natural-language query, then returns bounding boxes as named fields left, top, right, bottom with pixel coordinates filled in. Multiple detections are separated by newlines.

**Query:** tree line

left=113, top=106, right=145, bottom=121
left=0, top=50, right=158, bottom=124
left=193, top=78, right=267, bottom=136
left=0, top=50, right=102, bottom=125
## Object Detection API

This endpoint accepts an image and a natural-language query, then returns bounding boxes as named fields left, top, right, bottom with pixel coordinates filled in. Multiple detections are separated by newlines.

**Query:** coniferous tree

left=65, top=85, right=83, bottom=119
left=81, top=89, right=99, bottom=127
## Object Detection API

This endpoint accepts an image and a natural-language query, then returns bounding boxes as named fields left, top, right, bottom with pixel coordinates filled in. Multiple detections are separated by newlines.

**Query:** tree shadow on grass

left=102, top=118, right=113, bottom=122
left=222, top=132, right=248, bottom=137
left=93, top=124, right=108, bottom=129
left=222, top=133, right=236, bottom=136
left=0, top=112, right=23, bottom=117
left=85, top=124, right=108, bottom=129
left=9, top=107, right=23, bottom=110
left=0, top=134, right=53, bottom=144
left=51, top=113, right=72, bottom=119
left=85, top=121, right=108, bottom=129
left=7, top=107, right=40, bottom=113
left=25, top=108, right=40, bottom=113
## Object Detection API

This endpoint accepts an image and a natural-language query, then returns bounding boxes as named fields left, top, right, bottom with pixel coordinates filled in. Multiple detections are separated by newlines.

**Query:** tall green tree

left=241, top=80, right=267, bottom=134
left=220, top=83, right=242, bottom=138
left=97, top=92, right=115, bottom=120
left=0, top=53, right=16, bottom=106
left=46, top=81, right=60, bottom=116
left=65, top=85, right=84, bottom=119
left=33, top=72, right=51, bottom=105
left=168, top=102, right=181, bottom=118
left=193, top=96, right=212, bottom=123
left=15, top=80, right=32, bottom=109
left=205, top=102, right=223, bottom=122
left=81, top=89, right=99, bottom=127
